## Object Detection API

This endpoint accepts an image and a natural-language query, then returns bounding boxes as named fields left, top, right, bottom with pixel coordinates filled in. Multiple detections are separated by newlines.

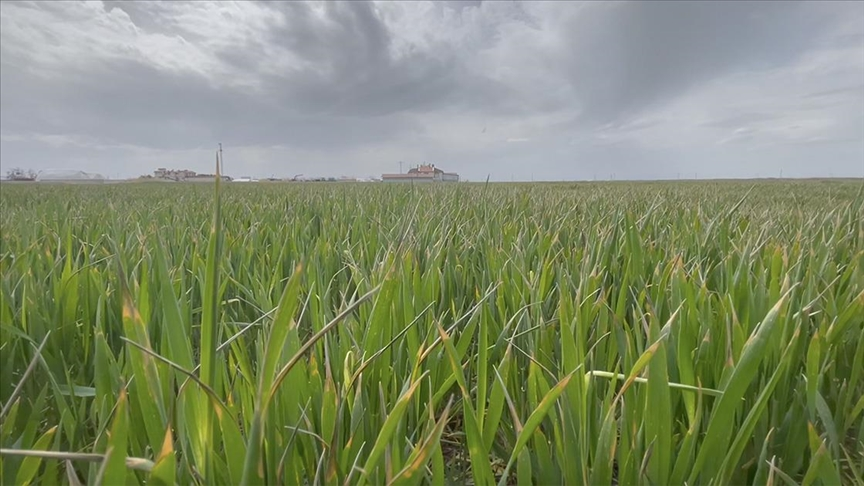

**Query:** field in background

left=1, top=180, right=862, bottom=485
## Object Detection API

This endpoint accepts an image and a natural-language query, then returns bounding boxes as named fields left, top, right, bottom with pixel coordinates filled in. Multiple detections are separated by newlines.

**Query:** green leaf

left=196, top=152, right=224, bottom=482
left=14, top=426, right=57, bottom=486
left=360, top=375, right=425, bottom=484
left=589, top=404, right=618, bottom=486
left=802, top=423, right=842, bottom=486
left=153, top=237, right=194, bottom=370
left=390, top=397, right=454, bottom=486
left=516, top=447, right=532, bottom=486
left=436, top=322, right=495, bottom=486
left=645, top=314, right=671, bottom=486
left=670, top=387, right=704, bottom=485
left=216, top=402, right=245, bottom=485
left=615, top=306, right=680, bottom=400
left=690, top=287, right=792, bottom=483
left=149, top=426, right=176, bottom=486
left=718, top=325, right=801, bottom=484
left=120, top=282, right=167, bottom=452
left=498, top=371, right=577, bottom=486
left=483, top=348, right=512, bottom=452
left=240, top=265, right=303, bottom=486
left=97, top=390, right=129, bottom=486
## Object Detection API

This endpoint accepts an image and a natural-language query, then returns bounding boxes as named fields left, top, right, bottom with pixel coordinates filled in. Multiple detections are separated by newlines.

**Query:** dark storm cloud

left=1, top=1, right=508, bottom=147
left=255, top=2, right=515, bottom=117
left=1, top=57, right=427, bottom=151
left=559, top=2, right=860, bottom=125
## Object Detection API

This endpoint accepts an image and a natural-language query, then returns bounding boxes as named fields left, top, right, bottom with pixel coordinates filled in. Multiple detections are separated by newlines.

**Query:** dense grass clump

left=0, top=180, right=862, bottom=485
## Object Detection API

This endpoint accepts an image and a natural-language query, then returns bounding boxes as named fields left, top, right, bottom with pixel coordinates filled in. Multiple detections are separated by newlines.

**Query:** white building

left=381, top=164, right=459, bottom=183
left=36, top=169, right=105, bottom=183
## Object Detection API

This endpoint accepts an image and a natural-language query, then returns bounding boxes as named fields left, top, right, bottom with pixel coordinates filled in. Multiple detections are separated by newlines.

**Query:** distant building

left=154, top=168, right=197, bottom=181
left=382, top=164, right=459, bottom=183
left=187, top=173, right=232, bottom=182
left=36, top=169, right=105, bottom=183
left=6, top=168, right=37, bottom=181
left=151, top=168, right=230, bottom=182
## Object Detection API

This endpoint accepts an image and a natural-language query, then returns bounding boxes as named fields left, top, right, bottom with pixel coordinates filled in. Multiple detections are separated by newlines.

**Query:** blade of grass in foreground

left=670, top=385, right=704, bottom=485
left=689, top=285, right=793, bottom=483
left=153, top=237, right=193, bottom=370
left=200, top=151, right=223, bottom=389
left=120, top=279, right=167, bottom=450
left=436, top=322, right=496, bottom=486
left=240, top=265, right=303, bottom=486
left=496, top=368, right=580, bottom=486
left=389, top=396, right=454, bottom=486
left=718, top=324, right=802, bottom=484
left=802, top=423, right=842, bottom=485
left=95, top=390, right=128, bottom=486
left=0, top=333, right=50, bottom=419
left=615, top=306, right=681, bottom=401
left=13, top=426, right=57, bottom=486
left=200, top=151, right=223, bottom=388
left=645, top=313, right=671, bottom=486
left=197, top=152, right=223, bottom=482
left=360, top=373, right=427, bottom=485
left=149, top=426, right=176, bottom=486
left=589, top=401, right=619, bottom=486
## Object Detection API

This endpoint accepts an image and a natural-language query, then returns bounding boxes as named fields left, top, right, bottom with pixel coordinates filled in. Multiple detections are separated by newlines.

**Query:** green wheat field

left=1, top=179, right=862, bottom=485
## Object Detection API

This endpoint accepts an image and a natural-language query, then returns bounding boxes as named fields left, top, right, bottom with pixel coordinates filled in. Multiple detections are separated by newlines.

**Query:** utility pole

left=399, top=161, right=403, bottom=174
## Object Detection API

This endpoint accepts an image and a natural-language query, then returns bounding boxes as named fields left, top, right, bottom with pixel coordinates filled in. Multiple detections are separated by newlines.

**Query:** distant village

left=3, top=163, right=461, bottom=183
left=146, top=163, right=460, bottom=183
left=142, top=167, right=359, bottom=183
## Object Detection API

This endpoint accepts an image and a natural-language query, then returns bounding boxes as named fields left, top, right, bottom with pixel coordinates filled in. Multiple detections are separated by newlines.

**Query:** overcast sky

left=1, top=1, right=862, bottom=180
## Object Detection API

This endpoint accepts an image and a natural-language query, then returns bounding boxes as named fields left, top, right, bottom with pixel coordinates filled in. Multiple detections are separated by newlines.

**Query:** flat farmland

left=1, top=180, right=862, bottom=485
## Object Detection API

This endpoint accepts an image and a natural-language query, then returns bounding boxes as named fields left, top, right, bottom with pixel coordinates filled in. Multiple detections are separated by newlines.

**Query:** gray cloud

left=1, top=0, right=862, bottom=180
left=557, top=2, right=852, bottom=124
